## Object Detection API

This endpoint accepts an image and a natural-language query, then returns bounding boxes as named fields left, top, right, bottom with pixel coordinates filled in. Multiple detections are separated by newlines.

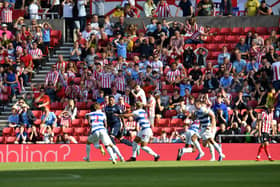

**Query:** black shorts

left=109, top=124, right=122, bottom=138
left=260, top=132, right=270, bottom=143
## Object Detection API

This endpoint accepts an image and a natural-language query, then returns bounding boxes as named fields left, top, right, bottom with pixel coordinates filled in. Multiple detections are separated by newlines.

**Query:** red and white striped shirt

left=166, top=69, right=181, bottom=82
left=151, top=60, right=163, bottom=73
left=261, top=111, right=273, bottom=134
left=272, top=61, right=280, bottom=81
left=155, top=3, right=171, bottom=17
left=125, top=121, right=137, bottom=130
left=146, top=96, right=156, bottom=118
left=45, top=71, right=59, bottom=86
left=99, top=72, right=113, bottom=88
left=250, top=47, right=265, bottom=64
left=65, top=85, right=81, bottom=99
left=29, top=48, right=42, bottom=59
left=123, top=94, right=130, bottom=104
left=115, top=75, right=126, bottom=92
left=56, top=61, right=68, bottom=72
left=190, top=26, right=205, bottom=40
left=118, top=102, right=130, bottom=112
left=1, top=8, right=13, bottom=23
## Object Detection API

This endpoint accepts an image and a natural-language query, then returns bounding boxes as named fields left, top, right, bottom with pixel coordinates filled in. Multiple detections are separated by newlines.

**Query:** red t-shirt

left=20, top=54, right=33, bottom=68
left=36, top=95, right=51, bottom=110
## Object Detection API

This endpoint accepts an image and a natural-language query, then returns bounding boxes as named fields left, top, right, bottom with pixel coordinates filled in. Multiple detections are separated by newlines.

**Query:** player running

left=194, top=100, right=225, bottom=161
left=176, top=117, right=205, bottom=161
left=118, top=102, right=160, bottom=162
left=83, top=103, right=124, bottom=164
left=256, top=106, right=275, bottom=161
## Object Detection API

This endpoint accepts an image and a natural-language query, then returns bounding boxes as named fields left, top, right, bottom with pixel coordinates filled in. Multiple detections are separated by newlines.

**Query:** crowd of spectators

left=1, top=0, right=280, bottom=144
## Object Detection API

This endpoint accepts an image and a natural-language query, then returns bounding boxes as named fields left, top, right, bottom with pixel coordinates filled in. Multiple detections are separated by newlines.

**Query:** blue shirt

left=86, top=110, right=106, bottom=133
left=233, top=59, right=247, bottom=74
left=42, top=29, right=51, bottom=42
left=246, top=62, right=259, bottom=72
left=179, top=83, right=192, bottom=96
left=131, top=70, right=140, bottom=80
left=236, top=43, right=249, bottom=53
left=41, top=112, right=57, bottom=126
left=8, top=114, right=19, bottom=124
left=220, top=76, right=233, bottom=88
left=21, top=112, right=29, bottom=125
left=116, top=43, right=127, bottom=59
left=146, top=24, right=157, bottom=33
left=217, top=53, right=231, bottom=65
left=212, top=103, right=229, bottom=122
left=105, top=105, right=122, bottom=125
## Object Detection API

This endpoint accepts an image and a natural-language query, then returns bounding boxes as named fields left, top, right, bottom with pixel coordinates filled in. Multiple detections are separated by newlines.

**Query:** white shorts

left=185, top=130, right=200, bottom=145
left=87, top=129, right=112, bottom=147
left=200, top=127, right=216, bottom=141
left=137, top=128, right=153, bottom=143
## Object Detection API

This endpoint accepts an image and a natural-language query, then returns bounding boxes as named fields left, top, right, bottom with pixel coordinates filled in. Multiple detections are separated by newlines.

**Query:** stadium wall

left=0, top=143, right=279, bottom=162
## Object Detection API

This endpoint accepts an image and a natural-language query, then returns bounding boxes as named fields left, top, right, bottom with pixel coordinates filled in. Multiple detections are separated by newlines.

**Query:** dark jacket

left=19, top=109, right=36, bottom=127
left=220, top=0, right=232, bottom=16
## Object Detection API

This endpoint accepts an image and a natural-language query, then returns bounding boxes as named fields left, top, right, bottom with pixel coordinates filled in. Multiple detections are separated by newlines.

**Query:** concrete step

left=55, top=50, right=70, bottom=54
left=59, top=46, right=72, bottom=50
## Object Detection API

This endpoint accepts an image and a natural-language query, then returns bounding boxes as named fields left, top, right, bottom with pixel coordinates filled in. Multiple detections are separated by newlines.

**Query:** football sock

left=120, top=139, right=132, bottom=146
left=86, top=144, right=91, bottom=159
left=213, top=142, right=223, bottom=155
left=112, top=145, right=123, bottom=158
left=194, top=140, right=203, bottom=154
left=106, top=146, right=116, bottom=162
left=182, top=147, right=193, bottom=154
left=257, top=145, right=264, bottom=157
left=132, top=141, right=138, bottom=158
left=264, top=145, right=271, bottom=158
left=209, top=144, right=215, bottom=160
left=141, top=146, right=157, bottom=157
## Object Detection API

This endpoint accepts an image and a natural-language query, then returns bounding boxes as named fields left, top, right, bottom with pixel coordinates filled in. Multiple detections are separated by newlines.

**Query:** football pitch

left=0, top=161, right=279, bottom=187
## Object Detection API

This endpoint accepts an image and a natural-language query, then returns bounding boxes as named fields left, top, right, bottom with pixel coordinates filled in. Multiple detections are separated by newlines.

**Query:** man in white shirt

left=131, top=85, right=147, bottom=105
left=78, top=0, right=87, bottom=32
left=82, top=23, right=94, bottom=41
left=92, top=0, right=105, bottom=16
left=29, top=0, right=40, bottom=20
left=62, top=0, right=74, bottom=41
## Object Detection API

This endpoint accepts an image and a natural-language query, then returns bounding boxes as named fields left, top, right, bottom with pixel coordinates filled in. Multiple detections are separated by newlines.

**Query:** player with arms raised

left=118, top=102, right=160, bottom=162
left=195, top=100, right=225, bottom=161
left=83, top=103, right=124, bottom=164
left=256, top=106, right=275, bottom=161
left=177, top=116, right=205, bottom=161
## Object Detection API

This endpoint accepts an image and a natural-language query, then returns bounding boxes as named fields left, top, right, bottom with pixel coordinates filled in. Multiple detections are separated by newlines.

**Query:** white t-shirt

left=82, top=30, right=94, bottom=41
left=135, top=89, right=147, bottom=105
left=63, top=3, right=73, bottom=18
left=29, top=3, right=39, bottom=20
left=78, top=0, right=87, bottom=17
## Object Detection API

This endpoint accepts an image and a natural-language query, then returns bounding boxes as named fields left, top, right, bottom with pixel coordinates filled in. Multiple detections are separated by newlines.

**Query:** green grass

left=0, top=161, right=279, bottom=187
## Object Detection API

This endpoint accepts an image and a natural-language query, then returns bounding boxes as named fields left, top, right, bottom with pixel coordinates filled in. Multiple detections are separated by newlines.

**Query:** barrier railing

left=218, top=134, right=280, bottom=144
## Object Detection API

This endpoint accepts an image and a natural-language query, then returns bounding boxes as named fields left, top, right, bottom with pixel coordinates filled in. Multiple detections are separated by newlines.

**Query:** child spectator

left=14, top=125, right=27, bottom=144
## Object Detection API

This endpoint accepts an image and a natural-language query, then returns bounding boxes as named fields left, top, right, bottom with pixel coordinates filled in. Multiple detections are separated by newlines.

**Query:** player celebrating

left=83, top=103, right=124, bottom=164
left=194, top=100, right=225, bottom=161
left=118, top=102, right=160, bottom=162
left=105, top=96, right=133, bottom=147
left=176, top=117, right=205, bottom=161
left=256, top=106, right=275, bottom=161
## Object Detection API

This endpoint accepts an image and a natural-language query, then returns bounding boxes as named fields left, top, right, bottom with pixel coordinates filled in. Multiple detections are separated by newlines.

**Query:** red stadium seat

left=163, top=110, right=177, bottom=118
left=76, top=102, right=87, bottom=110
left=74, top=127, right=86, bottom=136
left=161, top=127, right=173, bottom=135
left=71, top=119, right=82, bottom=127
left=82, top=119, right=89, bottom=127
left=255, top=27, right=268, bottom=35
left=210, top=27, right=220, bottom=34
left=5, top=136, right=16, bottom=144
left=77, top=110, right=90, bottom=119
left=34, top=119, right=41, bottom=126
left=244, top=27, right=255, bottom=33
left=79, top=136, right=88, bottom=144
left=152, top=127, right=162, bottom=136
left=55, top=110, right=63, bottom=117
left=254, top=109, right=264, bottom=114
left=2, top=127, right=13, bottom=136
left=53, top=127, right=62, bottom=135
left=213, top=35, right=225, bottom=43
left=219, top=28, right=231, bottom=35
left=170, top=118, right=183, bottom=127
left=32, top=110, right=42, bottom=119
left=0, top=136, right=4, bottom=144
left=205, top=43, right=218, bottom=51
left=156, top=118, right=170, bottom=127
left=268, top=27, right=279, bottom=33
left=225, top=35, right=239, bottom=43
left=63, top=127, right=74, bottom=135
left=231, top=27, right=244, bottom=35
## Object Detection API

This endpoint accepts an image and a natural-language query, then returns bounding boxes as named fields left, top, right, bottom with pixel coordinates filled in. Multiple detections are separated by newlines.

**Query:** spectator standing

left=197, top=0, right=214, bottom=16
left=1, top=1, right=13, bottom=30
left=175, top=0, right=193, bottom=17
left=258, top=0, right=272, bottom=15
left=63, top=0, right=74, bottom=42
left=245, top=0, right=260, bottom=16
left=212, top=96, right=229, bottom=123
left=220, top=0, right=232, bottom=16
left=155, top=0, right=172, bottom=17
left=29, top=0, right=40, bottom=20
left=272, top=61, right=280, bottom=90
left=145, top=91, right=156, bottom=126
left=92, top=0, right=105, bottom=16
left=144, top=0, right=156, bottom=17
left=49, top=0, right=61, bottom=18
left=42, top=22, right=52, bottom=51
left=77, top=0, right=87, bottom=32
left=29, top=42, right=43, bottom=72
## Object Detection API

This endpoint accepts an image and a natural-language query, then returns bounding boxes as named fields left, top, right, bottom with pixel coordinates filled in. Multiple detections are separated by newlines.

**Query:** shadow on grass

left=0, top=164, right=279, bottom=187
